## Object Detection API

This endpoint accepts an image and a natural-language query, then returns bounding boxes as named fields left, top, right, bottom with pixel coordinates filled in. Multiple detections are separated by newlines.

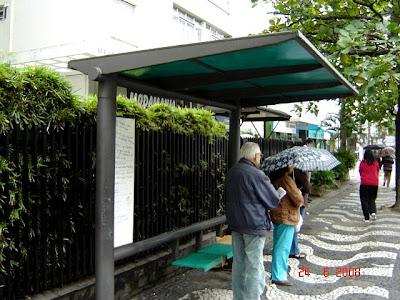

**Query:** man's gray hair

left=240, top=142, right=261, bottom=159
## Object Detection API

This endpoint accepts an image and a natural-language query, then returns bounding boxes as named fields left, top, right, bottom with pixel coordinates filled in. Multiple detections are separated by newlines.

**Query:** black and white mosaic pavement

left=263, top=184, right=398, bottom=299
left=132, top=168, right=400, bottom=300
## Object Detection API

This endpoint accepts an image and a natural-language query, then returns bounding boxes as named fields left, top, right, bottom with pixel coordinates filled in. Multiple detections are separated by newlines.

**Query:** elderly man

left=226, top=142, right=281, bottom=300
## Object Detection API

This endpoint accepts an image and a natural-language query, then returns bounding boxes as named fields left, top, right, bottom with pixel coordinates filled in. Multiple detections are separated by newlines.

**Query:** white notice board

left=114, top=117, right=135, bottom=248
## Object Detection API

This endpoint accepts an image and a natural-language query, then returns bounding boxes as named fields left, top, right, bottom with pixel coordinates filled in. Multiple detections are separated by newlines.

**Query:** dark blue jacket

left=226, top=158, right=280, bottom=235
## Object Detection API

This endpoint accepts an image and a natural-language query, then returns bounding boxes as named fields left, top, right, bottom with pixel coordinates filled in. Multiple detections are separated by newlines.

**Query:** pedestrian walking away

left=359, top=149, right=379, bottom=222
left=381, top=154, right=394, bottom=187
left=268, top=166, right=304, bottom=286
left=225, top=142, right=280, bottom=300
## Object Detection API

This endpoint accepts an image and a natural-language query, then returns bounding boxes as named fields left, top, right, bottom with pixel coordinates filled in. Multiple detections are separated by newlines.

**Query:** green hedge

left=83, top=94, right=227, bottom=139
left=0, top=64, right=227, bottom=138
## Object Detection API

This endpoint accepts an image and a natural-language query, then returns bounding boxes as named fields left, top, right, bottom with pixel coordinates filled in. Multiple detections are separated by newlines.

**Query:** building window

left=206, top=25, right=226, bottom=40
left=173, top=7, right=229, bottom=42
left=173, top=7, right=202, bottom=42
left=0, top=4, right=7, bottom=20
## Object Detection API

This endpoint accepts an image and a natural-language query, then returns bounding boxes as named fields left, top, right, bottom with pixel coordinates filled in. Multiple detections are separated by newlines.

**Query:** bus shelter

left=68, top=30, right=358, bottom=300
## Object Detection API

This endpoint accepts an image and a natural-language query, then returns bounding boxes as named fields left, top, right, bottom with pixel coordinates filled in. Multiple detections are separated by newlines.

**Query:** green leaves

left=0, top=63, right=227, bottom=139
left=261, top=0, right=400, bottom=138
left=0, top=64, right=81, bottom=133
left=103, top=97, right=227, bottom=139
left=343, top=66, right=360, bottom=76
left=147, top=102, right=227, bottom=138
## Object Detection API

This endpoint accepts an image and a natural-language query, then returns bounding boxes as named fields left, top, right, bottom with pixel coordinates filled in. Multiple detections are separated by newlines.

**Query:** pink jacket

left=359, top=160, right=379, bottom=186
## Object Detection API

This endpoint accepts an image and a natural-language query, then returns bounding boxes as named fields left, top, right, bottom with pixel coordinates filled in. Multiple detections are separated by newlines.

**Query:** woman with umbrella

left=380, top=147, right=395, bottom=187
left=260, top=146, right=340, bottom=284
left=268, top=166, right=304, bottom=286
left=260, top=146, right=341, bottom=285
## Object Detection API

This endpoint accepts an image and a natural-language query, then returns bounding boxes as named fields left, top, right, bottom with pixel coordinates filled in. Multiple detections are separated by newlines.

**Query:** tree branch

left=348, top=49, right=391, bottom=56
left=352, top=0, right=384, bottom=21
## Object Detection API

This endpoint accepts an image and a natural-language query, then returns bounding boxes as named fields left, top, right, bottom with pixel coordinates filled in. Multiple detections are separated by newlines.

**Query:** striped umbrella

left=260, top=146, right=341, bottom=173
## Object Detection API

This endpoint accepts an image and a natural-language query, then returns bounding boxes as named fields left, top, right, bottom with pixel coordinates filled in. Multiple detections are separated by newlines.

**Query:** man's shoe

left=371, top=213, right=377, bottom=220
left=272, top=280, right=293, bottom=286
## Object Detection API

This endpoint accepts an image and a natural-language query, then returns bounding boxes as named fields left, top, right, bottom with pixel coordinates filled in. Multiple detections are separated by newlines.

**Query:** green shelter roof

left=68, top=30, right=358, bottom=110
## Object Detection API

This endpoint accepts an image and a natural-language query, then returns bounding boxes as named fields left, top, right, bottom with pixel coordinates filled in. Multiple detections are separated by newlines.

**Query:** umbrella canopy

left=380, top=146, right=395, bottom=157
left=364, top=145, right=384, bottom=150
left=260, top=146, right=341, bottom=173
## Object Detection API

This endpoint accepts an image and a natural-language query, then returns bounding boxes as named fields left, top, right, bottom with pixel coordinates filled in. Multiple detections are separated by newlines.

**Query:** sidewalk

left=132, top=171, right=400, bottom=300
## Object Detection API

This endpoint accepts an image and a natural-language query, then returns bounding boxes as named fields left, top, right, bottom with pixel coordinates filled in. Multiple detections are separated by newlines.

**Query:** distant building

left=384, top=135, right=395, bottom=147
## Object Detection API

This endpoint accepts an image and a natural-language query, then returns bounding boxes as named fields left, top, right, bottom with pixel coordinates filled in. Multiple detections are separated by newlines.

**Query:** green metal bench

left=172, top=238, right=232, bottom=271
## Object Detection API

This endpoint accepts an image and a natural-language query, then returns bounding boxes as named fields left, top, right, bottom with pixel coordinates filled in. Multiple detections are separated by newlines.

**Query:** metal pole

left=95, top=75, right=117, bottom=300
left=228, top=106, right=241, bottom=169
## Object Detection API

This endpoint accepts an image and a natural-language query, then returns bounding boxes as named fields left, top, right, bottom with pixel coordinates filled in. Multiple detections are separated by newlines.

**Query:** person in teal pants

left=268, top=166, right=304, bottom=286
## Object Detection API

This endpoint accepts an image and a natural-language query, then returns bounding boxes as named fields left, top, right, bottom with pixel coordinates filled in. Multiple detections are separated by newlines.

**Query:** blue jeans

left=271, top=223, right=295, bottom=282
left=232, top=231, right=266, bottom=300
left=290, top=206, right=305, bottom=256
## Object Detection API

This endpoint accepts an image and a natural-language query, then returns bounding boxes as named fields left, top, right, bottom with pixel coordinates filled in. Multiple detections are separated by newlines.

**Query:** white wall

left=128, top=0, right=235, bottom=49
left=0, top=1, right=11, bottom=53
left=10, top=0, right=105, bottom=52
left=126, top=0, right=175, bottom=49
left=4, top=0, right=272, bottom=54
left=67, top=73, right=90, bottom=97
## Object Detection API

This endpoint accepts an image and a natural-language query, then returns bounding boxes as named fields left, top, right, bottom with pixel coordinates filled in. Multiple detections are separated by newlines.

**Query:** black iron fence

left=0, top=121, right=301, bottom=299
left=0, top=123, right=97, bottom=299
left=133, top=130, right=228, bottom=239
left=0, top=122, right=228, bottom=299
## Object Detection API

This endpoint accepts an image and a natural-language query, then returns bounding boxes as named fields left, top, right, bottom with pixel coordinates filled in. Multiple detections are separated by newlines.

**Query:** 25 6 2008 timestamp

left=299, top=267, right=361, bottom=277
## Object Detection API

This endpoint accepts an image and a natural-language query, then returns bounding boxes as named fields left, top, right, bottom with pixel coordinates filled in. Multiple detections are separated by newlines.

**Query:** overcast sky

left=230, top=1, right=274, bottom=37
left=270, top=100, right=341, bottom=122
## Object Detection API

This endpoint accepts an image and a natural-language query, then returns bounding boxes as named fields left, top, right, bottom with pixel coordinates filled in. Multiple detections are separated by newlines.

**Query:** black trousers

left=359, top=185, right=378, bottom=220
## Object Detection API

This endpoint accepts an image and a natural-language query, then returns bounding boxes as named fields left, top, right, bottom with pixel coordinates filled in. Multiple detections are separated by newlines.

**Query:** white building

left=0, top=0, right=271, bottom=97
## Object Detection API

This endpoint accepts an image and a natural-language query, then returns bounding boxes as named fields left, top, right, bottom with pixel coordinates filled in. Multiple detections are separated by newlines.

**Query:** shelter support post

left=171, top=240, right=180, bottom=260
left=95, top=75, right=117, bottom=300
left=216, top=224, right=224, bottom=237
left=228, top=106, right=241, bottom=169
left=195, top=231, right=203, bottom=251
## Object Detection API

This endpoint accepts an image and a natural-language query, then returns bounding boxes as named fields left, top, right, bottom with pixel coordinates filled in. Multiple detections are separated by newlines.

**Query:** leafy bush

left=311, top=171, right=337, bottom=188
left=0, top=64, right=227, bottom=139
left=332, top=149, right=357, bottom=180
left=0, top=64, right=83, bottom=133
left=82, top=95, right=227, bottom=139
